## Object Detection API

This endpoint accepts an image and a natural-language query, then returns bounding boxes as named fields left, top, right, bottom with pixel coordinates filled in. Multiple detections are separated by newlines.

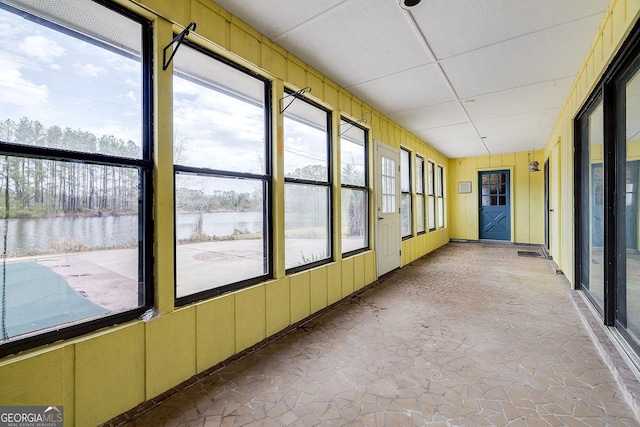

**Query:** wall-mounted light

left=399, top=0, right=422, bottom=9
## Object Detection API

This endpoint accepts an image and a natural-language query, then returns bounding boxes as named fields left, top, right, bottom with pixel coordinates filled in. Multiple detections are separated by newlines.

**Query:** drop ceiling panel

left=349, top=64, right=455, bottom=115
left=273, top=0, right=433, bottom=88
left=412, top=0, right=610, bottom=60
left=482, top=127, right=554, bottom=154
left=414, top=123, right=482, bottom=158
left=441, top=15, right=603, bottom=99
left=462, top=78, right=573, bottom=122
left=474, top=108, right=561, bottom=142
left=212, top=0, right=344, bottom=40
left=388, top=101, right=468, bottom=133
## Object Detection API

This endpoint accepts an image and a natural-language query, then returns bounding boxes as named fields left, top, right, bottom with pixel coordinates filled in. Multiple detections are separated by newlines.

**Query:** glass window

left=173, top=44, right=270, bottom=303
left=340, top=119, right=368, bottom=256
left=415, top=156, right=425, bottom=234
left=400, top=148, right=412, bottom=238
left=0, top=0, right=151, bottom=353
left=427, top=160, right=436, bottom=231
left=622, top=66, right=640, bottom=346
left=437, top=165, right=445, bottom=229
left=284, top=94, right=331, bottom=271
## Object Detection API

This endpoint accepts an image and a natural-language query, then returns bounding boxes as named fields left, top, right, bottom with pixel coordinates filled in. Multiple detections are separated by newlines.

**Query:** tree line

left=0, top=117, right=139, bottom=218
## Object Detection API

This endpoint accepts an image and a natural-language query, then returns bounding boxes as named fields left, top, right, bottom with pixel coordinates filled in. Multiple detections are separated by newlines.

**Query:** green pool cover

left=0, top=261, right=108, bottom=338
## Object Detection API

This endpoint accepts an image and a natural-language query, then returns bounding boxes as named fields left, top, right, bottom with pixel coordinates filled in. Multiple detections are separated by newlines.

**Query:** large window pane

left=401, top=193, right=412, bottom=237
left=400, top=149, right=410, bottom=192
left=284, top=96, right=330, bottom=270
left=428, top=161, right=436, bottom=231
left=624, top=69, right=640, bottom=344
left=285, top=184, right=329, bottom=269
left=416, top=194, right=425, bottom=234
left=175, top=173, right=266, bottom=298
left=284, top=100, right=328, bottom=181
left=0, top=1, right=143, bottom=158
left=173, top=44, right=270, bottom=302
left=341, top=188, right=367, bottom=253
left=0, top=1, right=150, bottom=348
left=340, top=119, right=368, bottom=255
left=174, top=46, right=266, bottom=174
left=437, top=165, right=445, bottom=229
left=588, top=101, right=605, bottom=307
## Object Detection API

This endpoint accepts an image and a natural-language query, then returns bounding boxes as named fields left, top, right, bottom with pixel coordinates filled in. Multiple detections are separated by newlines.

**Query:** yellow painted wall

left=0, top=0, right=450, bottom=425
left=447, top=151, right=545, bottom=244
left=543, top=0, right=640, bottom=286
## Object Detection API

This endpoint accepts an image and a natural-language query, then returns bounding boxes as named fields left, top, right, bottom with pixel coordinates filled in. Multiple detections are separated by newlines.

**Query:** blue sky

left=0, top=5, right=142, bottom=151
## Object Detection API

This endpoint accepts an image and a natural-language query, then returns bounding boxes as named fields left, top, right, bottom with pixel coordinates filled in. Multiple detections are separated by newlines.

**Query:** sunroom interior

left=0, top=0, right=640, bottom=425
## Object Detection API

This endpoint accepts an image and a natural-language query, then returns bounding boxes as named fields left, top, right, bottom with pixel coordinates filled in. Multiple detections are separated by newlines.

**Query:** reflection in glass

left=285, top=184, right=329, bottom=269
left=416, top=194, right=425, bottom=233
left=340, top=121, right=366, bottom=187
left=284, top=101, right=328, bottom=180
left=401, top=193, right=412, bottom=237
left=0, top=158, right=141, bottom=341
left=588, top=101, right=605, bottom=307
left=624, top=70, right=640, bottom=343
left=173, top=46, right=266, bottom=174
left=401, top=149, right=410, bottom=192
left=175, top=174, right=266, bottom=298
left=341, top=188, right=367, bottom=253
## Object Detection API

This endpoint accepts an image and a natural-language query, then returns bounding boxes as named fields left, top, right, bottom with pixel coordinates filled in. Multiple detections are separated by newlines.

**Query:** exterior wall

left=544, top=0, right=640, bottom=286
left=0, top=0, right=448, bottom=425
left=447, top=151, right=545, bottom=244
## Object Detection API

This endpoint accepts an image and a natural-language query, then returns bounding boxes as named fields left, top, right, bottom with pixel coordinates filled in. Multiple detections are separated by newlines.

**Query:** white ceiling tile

left=349, top=64, right=455, bottom=115
left=462, top=78, right=573, bottom=122
left=474, top=108, right=562, bottom=139
left=482, top=127, right=554, bottom=155
left=274, top=0, right=433, bottom=87
left=389, top=102, right=467, bottom=132
left=212, top=0, right=344, bottom=40
left=413, top=123, right=487, bottom=158
left=441, top=14, right=603, bottom=98
left=412, top=0, right=609, bottom=60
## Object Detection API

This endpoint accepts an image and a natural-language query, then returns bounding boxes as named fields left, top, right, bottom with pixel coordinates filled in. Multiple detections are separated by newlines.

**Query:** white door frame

left=374, top=140, right=402, bottom=277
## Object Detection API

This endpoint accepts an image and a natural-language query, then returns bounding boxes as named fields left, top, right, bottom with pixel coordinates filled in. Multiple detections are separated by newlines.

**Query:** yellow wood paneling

left=191, top=0, right=230, bottom=49
left=196, top=294, right=235, bottom=372
left=145, top=308, right=196, bottom=399
left=235, top=285, right=266, bottom=352
left=353, top=254, right=365, bottom=290
left=290, top=271, right=311, bottom=324
left=75, top=324, right=145, bottom=426
left=266, top=278, right=290, bottom=336
left=310, top=267, right=328, bottom=313
left=341, top=257, right=354, bottom=297
left=327, top=262, right=342, bottom=305
left=0, top=349, right=65, bottom=405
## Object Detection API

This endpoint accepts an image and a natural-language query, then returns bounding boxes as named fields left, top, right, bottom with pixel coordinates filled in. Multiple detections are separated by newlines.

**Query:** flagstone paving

left=115, top=242, right=640, bottom=426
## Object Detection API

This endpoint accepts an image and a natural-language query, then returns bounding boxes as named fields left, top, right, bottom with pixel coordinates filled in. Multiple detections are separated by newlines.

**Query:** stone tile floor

left=119, top=242, right=640, bottom=426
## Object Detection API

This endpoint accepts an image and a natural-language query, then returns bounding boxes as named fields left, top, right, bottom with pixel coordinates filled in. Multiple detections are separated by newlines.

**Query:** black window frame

left=400, top=147, right=412, bottom=240
left=0, top=0, right=154, bottom=358
left=437, top=164, right=445, bottom=229
left=574, top=18, right=640, bottom=355
left=340, top=117, right=370, bottom=258
left=172, top=41, right=273, bottom=307
left=415, top=155, right=426, bottom=235
left=283, top=91, right=333, bottom=274
left=427, top=160, right=436, bottom=232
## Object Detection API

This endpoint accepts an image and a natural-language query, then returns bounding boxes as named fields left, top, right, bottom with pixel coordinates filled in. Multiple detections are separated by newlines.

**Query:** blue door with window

left=479, top=170, right=511, bottom=240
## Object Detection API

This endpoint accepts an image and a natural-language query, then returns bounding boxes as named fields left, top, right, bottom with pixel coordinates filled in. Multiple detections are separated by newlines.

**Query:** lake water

left=0, top=211, right=264, bottom=255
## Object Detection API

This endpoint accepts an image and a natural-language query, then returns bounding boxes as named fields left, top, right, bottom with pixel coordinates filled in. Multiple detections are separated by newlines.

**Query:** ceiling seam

left=435, top=10, right=608, bottom=62
left=400, top=8, right=490, bottom=155
left=271, top=0, right=351, bottom=42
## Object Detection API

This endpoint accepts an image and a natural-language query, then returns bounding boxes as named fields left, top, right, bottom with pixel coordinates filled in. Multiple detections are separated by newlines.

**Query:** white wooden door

left=375, top=141, right=401, bottom=276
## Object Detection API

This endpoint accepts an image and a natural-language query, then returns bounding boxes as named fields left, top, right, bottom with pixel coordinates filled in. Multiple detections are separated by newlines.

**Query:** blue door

left=479, top=170, right=511, bottom=240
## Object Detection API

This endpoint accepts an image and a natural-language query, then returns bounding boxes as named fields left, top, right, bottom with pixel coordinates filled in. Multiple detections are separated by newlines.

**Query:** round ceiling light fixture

left=400, top=0, right=422, bottom=9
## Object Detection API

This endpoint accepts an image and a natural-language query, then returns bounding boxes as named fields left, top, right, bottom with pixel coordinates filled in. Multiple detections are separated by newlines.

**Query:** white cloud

left=49, top=64, right=61, bottom=70
left=125, top=91, right=137, bottom=103
left=0, top=66, right=48, bottom=108
left=73, top=63, right=106, bottom=77
left=18, top=36, right=64, bottom=63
